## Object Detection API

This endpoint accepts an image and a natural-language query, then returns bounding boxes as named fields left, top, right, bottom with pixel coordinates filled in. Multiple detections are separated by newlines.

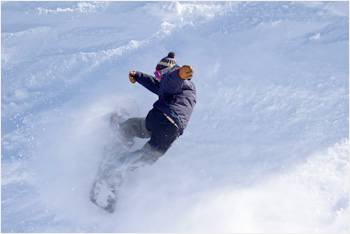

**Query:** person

left=111, top=51, right=196, bottom=169
left=90, top=52, right=196, bottom=213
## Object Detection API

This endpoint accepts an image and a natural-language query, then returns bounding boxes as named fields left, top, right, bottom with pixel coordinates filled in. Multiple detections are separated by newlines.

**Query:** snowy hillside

left=1, top=1, right=349, bottom=232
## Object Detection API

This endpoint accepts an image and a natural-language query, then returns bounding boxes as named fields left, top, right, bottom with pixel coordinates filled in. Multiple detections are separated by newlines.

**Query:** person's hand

left=129, top=71, right=136, bottom=83
left=178, top=65, right=194, bottom=80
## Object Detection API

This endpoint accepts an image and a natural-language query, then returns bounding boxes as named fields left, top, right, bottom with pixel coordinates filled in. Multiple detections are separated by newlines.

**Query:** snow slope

left=1, top=1, right=349, bottom=232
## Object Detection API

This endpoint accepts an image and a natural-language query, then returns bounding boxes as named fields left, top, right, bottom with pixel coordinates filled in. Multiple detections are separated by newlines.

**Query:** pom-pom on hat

left=156, top=52, right=176, bottom=71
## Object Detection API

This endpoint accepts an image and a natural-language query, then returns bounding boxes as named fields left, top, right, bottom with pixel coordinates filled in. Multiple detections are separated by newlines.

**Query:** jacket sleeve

left=159, top=67, right=184, bottom=96
left=135, top=71, right=159, bottom=95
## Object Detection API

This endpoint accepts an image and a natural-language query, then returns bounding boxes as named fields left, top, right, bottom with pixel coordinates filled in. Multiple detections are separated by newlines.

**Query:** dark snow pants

left=118, top=107, right=180, bottom=166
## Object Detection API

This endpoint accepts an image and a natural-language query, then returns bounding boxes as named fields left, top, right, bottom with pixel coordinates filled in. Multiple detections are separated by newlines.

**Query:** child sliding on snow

left=90, top=52, right=196, bottom=213
left=113, top=51, right=196, bottom=167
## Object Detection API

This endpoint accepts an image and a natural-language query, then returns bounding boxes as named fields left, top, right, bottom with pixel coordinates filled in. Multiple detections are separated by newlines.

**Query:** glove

left=178, top=65, right=194, bottom=80
left=129, top=71, right=136, bottom=83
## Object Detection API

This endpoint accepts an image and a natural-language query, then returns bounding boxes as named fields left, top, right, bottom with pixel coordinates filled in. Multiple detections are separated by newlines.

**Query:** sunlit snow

left=1, top=1, right=349, bottom=233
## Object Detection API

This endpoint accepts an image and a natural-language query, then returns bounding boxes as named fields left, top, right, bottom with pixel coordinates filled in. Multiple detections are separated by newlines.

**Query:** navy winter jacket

left=135, top=65, right=196, bottom=134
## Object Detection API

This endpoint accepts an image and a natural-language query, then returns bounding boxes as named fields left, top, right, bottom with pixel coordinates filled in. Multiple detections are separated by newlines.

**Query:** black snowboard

left=89, top=111, right=130, bottom=213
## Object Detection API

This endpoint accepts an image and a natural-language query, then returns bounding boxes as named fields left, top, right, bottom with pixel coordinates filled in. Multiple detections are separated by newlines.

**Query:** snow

left=1, top=1, right=349, bottom=233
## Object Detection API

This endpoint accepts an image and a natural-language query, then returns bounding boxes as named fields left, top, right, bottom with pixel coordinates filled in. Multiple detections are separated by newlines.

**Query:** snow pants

left=118, top=107, right=180, bottom=166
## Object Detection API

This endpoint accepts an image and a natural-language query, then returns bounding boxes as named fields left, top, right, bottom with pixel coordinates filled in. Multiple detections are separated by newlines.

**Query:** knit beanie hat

left=156, top=52, right=176, bottom=71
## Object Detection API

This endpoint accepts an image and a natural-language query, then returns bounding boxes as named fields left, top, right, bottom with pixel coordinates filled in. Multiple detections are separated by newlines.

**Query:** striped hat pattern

left=156, top=52, right=176, bottom=71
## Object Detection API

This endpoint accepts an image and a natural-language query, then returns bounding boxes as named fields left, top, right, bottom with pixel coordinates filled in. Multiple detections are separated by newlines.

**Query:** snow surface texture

left=1, top=1, right=349, bottom=233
